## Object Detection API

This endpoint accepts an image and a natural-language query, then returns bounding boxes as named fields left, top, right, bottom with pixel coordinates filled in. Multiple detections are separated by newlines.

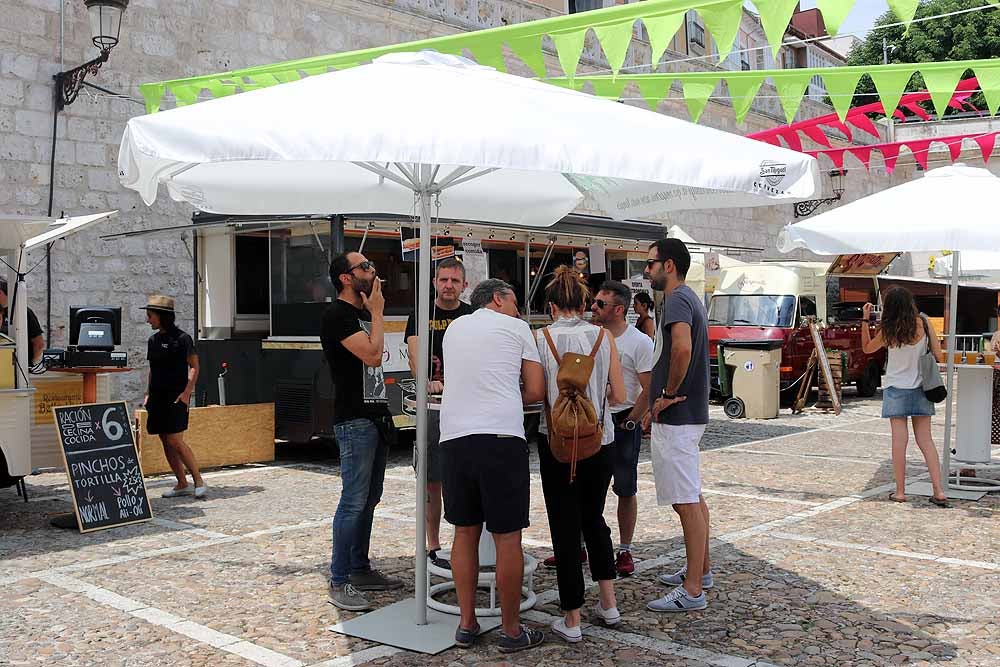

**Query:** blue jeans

left=610, top=414, right=642, bottom=497
left=330, top=418, right=388, bottom=585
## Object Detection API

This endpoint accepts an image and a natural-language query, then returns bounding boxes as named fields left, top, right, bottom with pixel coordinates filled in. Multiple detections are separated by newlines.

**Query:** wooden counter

left=136, top=403, right=275, bottom=475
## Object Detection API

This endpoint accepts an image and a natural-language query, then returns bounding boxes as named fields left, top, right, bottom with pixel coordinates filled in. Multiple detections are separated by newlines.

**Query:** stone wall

left=3, top=0, right=988, bottom=407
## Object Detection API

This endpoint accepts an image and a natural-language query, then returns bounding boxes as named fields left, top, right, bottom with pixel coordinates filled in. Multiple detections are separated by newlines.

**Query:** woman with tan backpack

left=536, top=266, right=626, bottom=643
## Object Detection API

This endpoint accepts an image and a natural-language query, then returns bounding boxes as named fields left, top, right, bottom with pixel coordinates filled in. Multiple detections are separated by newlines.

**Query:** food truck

left=111, top=212, right=757, bottom=444
left=708, top=256, right=892, bottom=400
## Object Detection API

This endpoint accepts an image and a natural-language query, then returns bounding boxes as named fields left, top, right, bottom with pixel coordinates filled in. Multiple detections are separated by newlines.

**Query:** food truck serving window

left=708, top=294, right=797, bottom=328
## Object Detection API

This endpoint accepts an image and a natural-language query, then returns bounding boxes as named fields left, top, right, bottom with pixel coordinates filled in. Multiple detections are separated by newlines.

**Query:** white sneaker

left=658, top=564, right=713, bottom=590
left=551, top=617, right=582, bottom=643
left=162, top=486, right=192, bottom=498
left=592, top=601, right=621, bottom=626
left=194, top=484, right=208, bottom=499
left=647, top=585, right=708, bottom=613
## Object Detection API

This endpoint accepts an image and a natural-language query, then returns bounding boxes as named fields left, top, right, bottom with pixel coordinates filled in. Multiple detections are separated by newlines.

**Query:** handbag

left=918, top=315, right=947, bottom=404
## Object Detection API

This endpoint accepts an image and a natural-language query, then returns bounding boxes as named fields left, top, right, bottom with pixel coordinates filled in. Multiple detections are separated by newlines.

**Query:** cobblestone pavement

left=3, top=395, right=999, bottom=666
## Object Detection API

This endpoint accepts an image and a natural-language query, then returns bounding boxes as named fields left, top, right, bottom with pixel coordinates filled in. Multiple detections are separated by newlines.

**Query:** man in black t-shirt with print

left=321, top=251, right=402, bottom=611
left=404, top=257, right=473, bottom=570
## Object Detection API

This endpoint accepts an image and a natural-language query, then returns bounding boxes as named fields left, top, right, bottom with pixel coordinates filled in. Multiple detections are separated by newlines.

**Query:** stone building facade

left=1, top=0, right=992, bottom=406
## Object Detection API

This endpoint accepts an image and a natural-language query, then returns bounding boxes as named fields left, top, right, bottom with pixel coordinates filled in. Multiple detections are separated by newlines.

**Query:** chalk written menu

left=54, top=402, right=153, bottom=532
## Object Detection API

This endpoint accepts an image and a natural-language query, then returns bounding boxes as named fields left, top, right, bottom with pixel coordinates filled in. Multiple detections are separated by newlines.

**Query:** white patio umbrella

left=778, top=163, right=1000, bottom=495
left=119, top=50, right=819, bottom=637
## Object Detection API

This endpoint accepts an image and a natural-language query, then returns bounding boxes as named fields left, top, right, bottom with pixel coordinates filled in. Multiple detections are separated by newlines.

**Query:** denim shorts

left=881, top=386, right=935, bottom=418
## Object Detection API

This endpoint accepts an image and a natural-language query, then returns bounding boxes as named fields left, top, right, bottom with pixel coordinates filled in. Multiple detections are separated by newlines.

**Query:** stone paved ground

left=2, top=395, right=999, bottom=667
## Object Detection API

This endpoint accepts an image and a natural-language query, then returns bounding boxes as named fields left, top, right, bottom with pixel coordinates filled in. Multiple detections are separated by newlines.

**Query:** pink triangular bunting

left=802, top=125, right=832, bottom=148
left=847, top=146, right=874, bottom=171
left=974, top=133, right=997, bottom=163
left=904, top=139, right=932, bottom=170
left=879, top=144, right=902, bottom=174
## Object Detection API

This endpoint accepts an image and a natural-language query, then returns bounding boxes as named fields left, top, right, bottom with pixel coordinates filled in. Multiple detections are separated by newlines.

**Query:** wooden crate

left=816, top=350, right=844, bottom=411
left=136, top=403, right=275, bottom=475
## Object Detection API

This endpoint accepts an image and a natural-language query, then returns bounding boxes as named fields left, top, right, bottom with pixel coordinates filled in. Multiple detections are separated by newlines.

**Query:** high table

left=48, top=366, right=133, bottom=529
left=403, top=395, right=542, bottom=616
left=48, top=366, right=133, bottom=403
left=947, top=363, right=1000, bottom=491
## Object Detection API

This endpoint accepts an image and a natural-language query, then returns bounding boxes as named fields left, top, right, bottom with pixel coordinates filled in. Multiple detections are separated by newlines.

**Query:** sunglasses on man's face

left=645, top=258, right=664, bottom=270
left=345, top=260, right=376, bottom=274
left=593, top=299, right=620, bottom=310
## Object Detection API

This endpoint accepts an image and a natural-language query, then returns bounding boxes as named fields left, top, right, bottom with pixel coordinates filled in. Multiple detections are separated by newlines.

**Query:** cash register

left=43, top=306, right=127, bottom=368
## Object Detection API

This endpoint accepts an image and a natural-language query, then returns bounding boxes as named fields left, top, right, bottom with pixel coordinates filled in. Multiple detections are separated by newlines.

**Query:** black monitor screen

left=70, top=306, right=122, bottom=348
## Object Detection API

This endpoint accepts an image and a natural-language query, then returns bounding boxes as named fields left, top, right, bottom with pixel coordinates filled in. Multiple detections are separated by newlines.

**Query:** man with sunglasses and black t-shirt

left=322, top=251, right=403, bottom=611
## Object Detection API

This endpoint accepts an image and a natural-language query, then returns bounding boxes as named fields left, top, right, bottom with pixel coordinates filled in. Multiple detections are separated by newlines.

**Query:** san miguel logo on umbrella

left=755, top=161, right=788, bottom=195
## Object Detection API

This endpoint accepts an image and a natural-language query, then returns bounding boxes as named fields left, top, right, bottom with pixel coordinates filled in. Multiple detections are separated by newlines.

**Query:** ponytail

left=544, top=265, right=590, bottom=313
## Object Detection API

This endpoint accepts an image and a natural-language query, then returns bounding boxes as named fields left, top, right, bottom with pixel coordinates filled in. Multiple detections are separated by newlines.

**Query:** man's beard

left=649, top=275, right=666, bottom=291
left=352, top=275, right=374, bottom=297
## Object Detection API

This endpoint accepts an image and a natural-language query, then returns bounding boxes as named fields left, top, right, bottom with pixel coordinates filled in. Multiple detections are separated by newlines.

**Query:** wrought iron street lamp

left=793, top=169, right=846, bottom=218
left=54, top=0, right=129, bottom=110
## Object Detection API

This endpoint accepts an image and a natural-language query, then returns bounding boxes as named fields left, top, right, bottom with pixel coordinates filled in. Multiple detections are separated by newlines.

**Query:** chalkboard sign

left=54, top=401, right=153, bottom=532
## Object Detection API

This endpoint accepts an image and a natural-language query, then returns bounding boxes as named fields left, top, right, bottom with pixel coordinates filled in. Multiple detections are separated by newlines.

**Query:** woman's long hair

left=880, top=286, right=920, bottom=348
left=544, top=265, right=590, bottom=314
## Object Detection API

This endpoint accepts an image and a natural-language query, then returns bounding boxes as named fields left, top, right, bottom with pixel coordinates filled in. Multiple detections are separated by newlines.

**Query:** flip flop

left=888, top=493, right=906, bottom=503
left=929, top=496, right=949, bottom=508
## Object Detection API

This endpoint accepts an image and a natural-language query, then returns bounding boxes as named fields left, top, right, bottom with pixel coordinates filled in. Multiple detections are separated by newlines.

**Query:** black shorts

left=412, top=411, right=443, bottom=483
left=145, top=395, right=189, bottom=435
left=441, top=434, right=530, bottom=535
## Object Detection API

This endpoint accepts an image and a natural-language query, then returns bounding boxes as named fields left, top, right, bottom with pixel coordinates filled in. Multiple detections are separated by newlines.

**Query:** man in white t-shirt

left=439, top=279, right=546, bottom=653
left=591, top=281, right=653, bottom=577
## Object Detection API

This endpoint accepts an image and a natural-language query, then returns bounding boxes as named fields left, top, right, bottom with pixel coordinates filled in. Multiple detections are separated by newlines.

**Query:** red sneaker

left=544, top=549, right=587, bottom=568
left=615, top=550, right=635, bottom=577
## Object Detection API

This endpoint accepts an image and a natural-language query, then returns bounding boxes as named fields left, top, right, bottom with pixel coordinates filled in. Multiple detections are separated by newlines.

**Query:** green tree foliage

left=846, top=0, right=1000, bottom=115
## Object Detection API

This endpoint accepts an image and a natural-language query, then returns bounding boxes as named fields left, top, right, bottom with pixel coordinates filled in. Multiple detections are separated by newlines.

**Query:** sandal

left=929, top=496, right=949, bottom=508
left=888, top=493, right=906, bottom=503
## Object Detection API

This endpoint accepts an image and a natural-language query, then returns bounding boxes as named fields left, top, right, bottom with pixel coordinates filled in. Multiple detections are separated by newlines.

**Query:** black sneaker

left=454, top=621, right=481, bottom=648
left=349, top=568, right=404, bottom=591
left=428, top=549, right=451, bottom=570
left=498, top=625, right=544, bottom=653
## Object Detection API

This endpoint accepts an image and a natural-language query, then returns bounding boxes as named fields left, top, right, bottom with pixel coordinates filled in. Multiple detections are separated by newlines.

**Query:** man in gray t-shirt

left=650, top=283, right=709, bottom=425
left=642, top=239, right=714, bottom=615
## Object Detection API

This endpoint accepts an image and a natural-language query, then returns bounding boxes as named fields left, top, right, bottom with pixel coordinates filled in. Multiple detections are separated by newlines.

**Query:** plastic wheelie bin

left=719, top=339, right=783, bottom=419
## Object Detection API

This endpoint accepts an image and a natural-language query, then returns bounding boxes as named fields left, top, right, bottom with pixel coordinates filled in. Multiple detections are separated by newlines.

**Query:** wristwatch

left=661, top=392, right=677, bottom=400
left=622, top=419, right=637, bottom=431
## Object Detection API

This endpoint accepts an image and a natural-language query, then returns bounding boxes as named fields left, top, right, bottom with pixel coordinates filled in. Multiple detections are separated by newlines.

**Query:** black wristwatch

left=661, top=392, right=678, bottom=400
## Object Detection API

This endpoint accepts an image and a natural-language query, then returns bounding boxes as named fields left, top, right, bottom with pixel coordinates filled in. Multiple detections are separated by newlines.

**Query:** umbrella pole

left=414, top=167, right=433, bottom=625
left=941, top=250, right=960, bottom=490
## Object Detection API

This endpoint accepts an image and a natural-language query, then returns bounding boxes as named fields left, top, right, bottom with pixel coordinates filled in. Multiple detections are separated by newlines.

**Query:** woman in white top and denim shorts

left=861, top=287, right=948, bottom=506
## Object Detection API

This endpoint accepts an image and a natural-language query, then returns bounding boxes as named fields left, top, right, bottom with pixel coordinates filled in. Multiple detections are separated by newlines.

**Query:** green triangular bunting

left=591, top=77, right=627, bottom=100
left=973, top=61, right=1000, bottom=117
left=550, top=28, right=588, bottom=78
left=725, top=74, right=764, bottom=124
left=697, top=0, right=743, bottom=63
left=637, top=78, right=667, bottom=112
left=921, top=65, right=967, bottom=119
left=769, top=71, right=814, bottom=123
left=682, top=76, right=721, bottom=123
left=593, top=20, right=635, bottom=77
left=642, top=12, right=685, bottom=66
left=868, top=67, right=913, bottom=116
left=507, top=34, right=547, bottom=78
left=821, top=69, right=865, bottom=122
left=467, top=38, right=507, bottom=72
left=815, top=0, right=853, bottom=36
left=887, top=0, right=920, bottom=29
left=139, top=84, right=165, bottom=114
left=754, top=0, right=802, bottom=57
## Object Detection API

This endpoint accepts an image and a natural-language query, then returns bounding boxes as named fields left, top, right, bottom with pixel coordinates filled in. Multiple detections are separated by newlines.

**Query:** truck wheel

left=724, top=397, right=746, bottom=419
left=856, top=363, right=880, bottom=398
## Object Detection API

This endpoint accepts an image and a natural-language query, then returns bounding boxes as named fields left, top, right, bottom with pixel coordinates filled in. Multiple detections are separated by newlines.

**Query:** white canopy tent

left=119, top=50, right=819, bottom=649
left=0, top=212, right=117, bottom=480
left=778, top=164, right=1000, bottom=497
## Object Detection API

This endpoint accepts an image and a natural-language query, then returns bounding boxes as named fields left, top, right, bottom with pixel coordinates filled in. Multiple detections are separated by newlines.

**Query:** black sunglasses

left=593, top=298, right=621, bottom=310
left=645, top=258, right=664, bottom=269
left=344, top=260, right=376, bottom=274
